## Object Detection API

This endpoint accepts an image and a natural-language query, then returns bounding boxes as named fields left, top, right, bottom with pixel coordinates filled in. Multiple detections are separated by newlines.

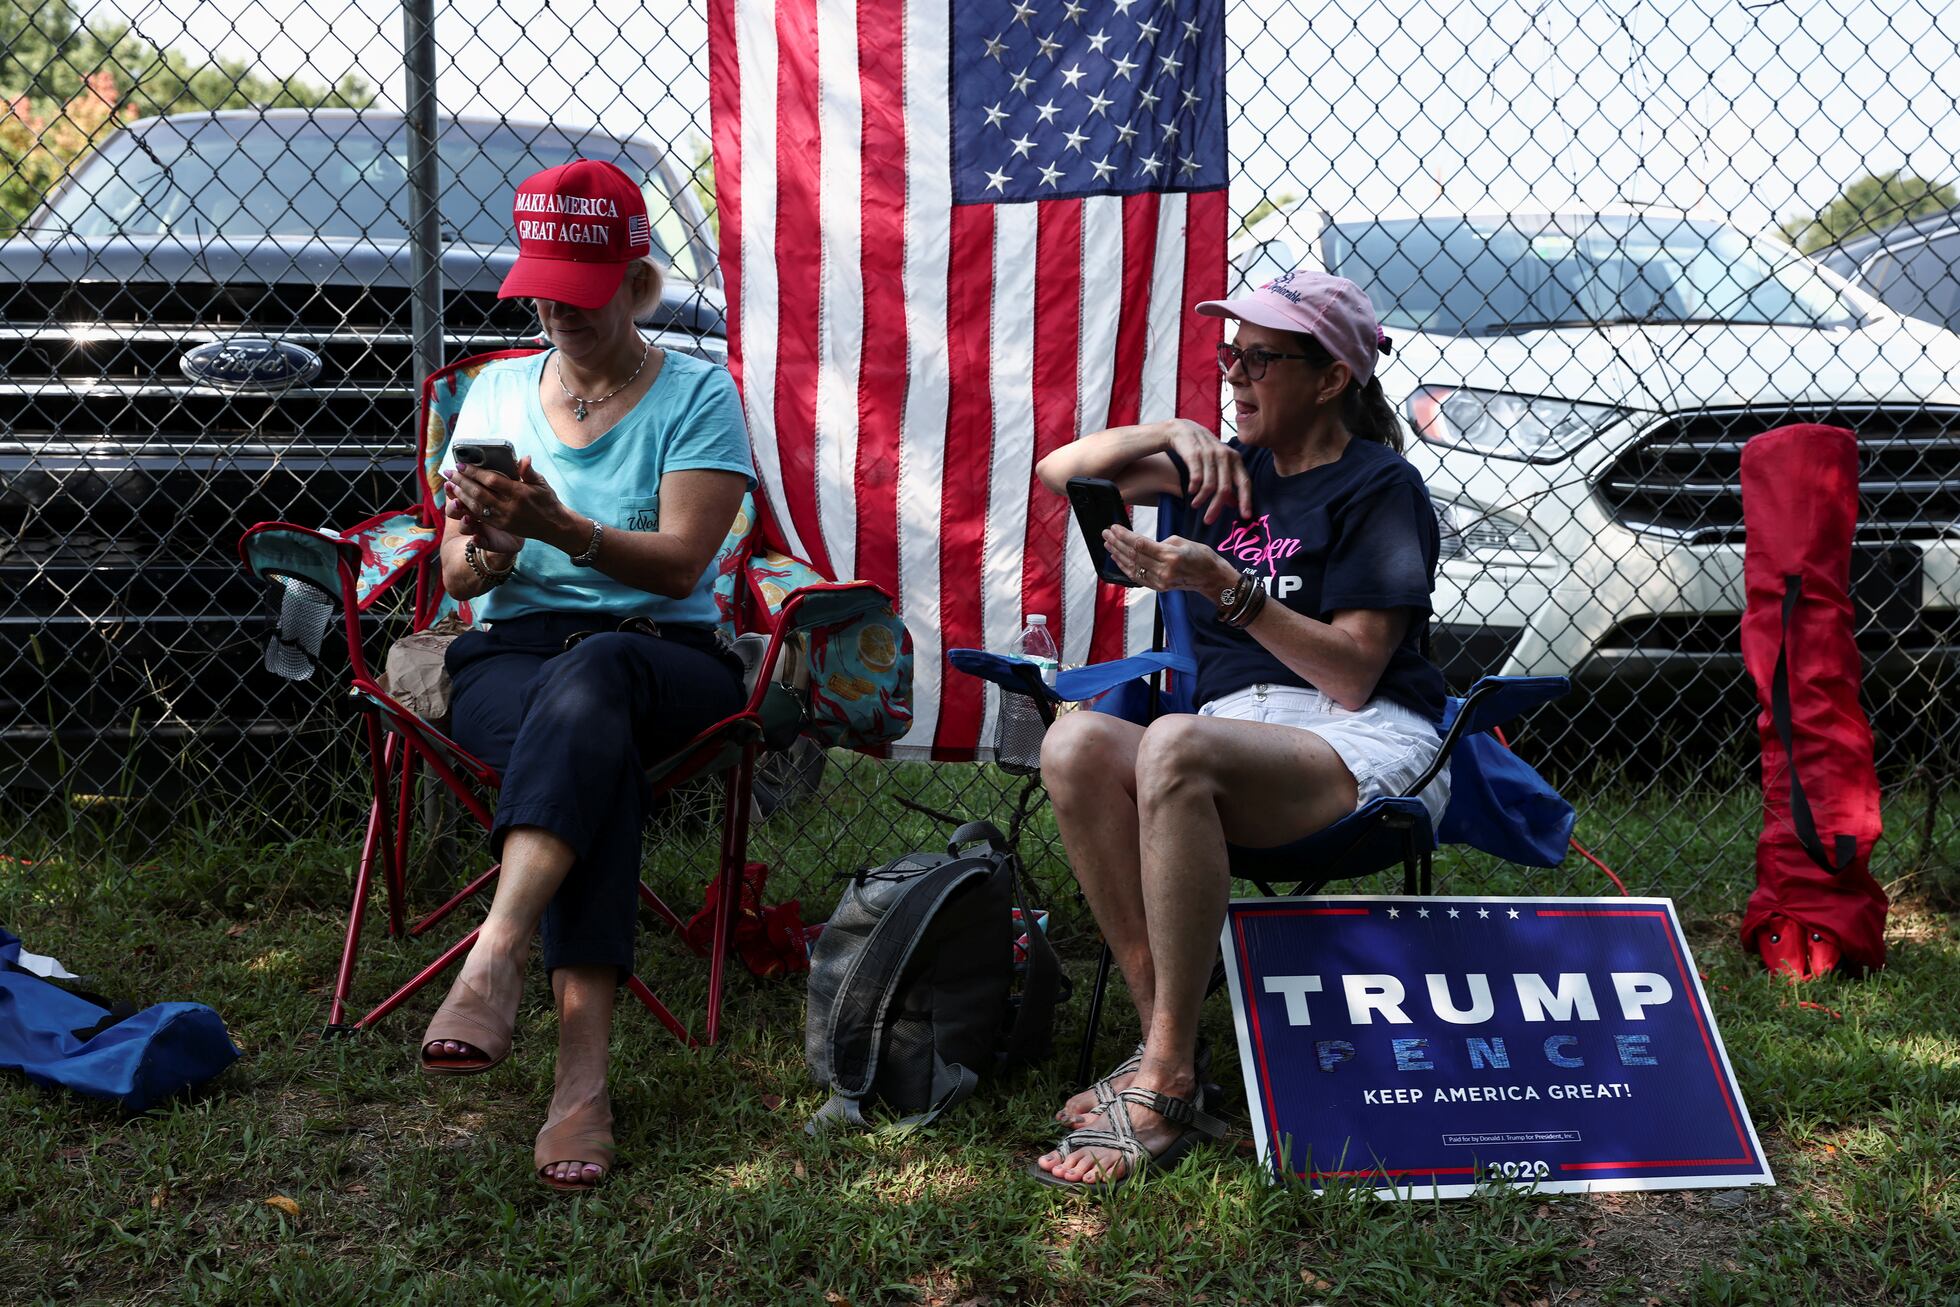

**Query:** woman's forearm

left=1240, top=602, right=1398, bottom=710
left=1034, top=421, right=1177, bottom=493
left=547, top=509, right=714, bottom=600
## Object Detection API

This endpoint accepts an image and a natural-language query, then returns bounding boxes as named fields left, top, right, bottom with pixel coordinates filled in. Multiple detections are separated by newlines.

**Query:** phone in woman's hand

left=452, top=439, right=520, bottom=479
left=1067, top=476, right=1136, bottom=586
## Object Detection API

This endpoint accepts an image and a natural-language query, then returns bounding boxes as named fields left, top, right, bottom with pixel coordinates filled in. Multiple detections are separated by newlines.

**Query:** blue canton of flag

left=951, top=0, right=1226, bottom=204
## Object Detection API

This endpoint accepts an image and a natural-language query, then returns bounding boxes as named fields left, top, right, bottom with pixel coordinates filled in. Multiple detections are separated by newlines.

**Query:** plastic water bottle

left=995, top=614, right=1058, bottom=774
left=1020, top=613, right=1059, bottom=687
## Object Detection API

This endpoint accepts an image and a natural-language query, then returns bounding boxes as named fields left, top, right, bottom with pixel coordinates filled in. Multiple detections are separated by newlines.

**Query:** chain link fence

left=3, top=0, right=1958, bottom=930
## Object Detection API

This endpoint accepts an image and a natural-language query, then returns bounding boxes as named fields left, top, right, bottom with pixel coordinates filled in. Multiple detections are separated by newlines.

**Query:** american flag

left=708, top=0, right=1229, bottom=759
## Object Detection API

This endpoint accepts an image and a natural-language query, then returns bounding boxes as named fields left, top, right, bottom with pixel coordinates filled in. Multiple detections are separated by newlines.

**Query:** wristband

left=1216, top=567, right=1265, bottom=627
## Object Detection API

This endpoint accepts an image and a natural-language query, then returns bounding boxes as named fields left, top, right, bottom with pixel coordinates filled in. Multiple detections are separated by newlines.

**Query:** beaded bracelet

left=465, top=539, right=515, bottom=586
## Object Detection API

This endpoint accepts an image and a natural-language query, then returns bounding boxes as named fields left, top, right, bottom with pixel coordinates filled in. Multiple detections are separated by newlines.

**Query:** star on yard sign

left=1387, top=907, right=1401, bottom=919
left=1508, top=909, right=1522, bottom=919
left=1478, top=908, right=1491, bottom=919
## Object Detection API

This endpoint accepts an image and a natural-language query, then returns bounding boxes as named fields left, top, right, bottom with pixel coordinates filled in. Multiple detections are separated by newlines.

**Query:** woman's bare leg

left=539, top=965, right=616, bottom=1186
left=1041, top=714, right=1358, bottom=1183
left=424, top=826, right=575, bottom=1061
left=1040, top=712, right=1150, bottom=1121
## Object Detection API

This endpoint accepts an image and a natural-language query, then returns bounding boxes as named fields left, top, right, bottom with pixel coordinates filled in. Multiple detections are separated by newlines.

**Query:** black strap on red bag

left=1770, top=575, right=1858, bottom=876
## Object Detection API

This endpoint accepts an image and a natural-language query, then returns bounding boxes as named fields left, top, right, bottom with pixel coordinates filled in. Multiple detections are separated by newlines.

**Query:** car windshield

left=41, top=117, right=692, bottom=267
left=1324, top=214, right=1861, bottom=336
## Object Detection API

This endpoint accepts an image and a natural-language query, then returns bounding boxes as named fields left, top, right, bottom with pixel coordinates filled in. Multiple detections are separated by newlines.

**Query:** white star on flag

left=1087, top=28, right=1110, bottom=52
left=1038, top=161, right=1064, bottom=187
left=984, top=166, right=1011, bottom=192
left=1063, top=126, right=1089, bottom=150
left=1478, top=908, right=1491, bottom=919
left=1448, top=908, right=1460, bottom=918
left=1009, top=133, right=1036, bottom=157
left=1387, top=907, right=1401, bottom=919
left=1136, top=17, right=1160, bottom=40
left=1089, top=155, right=1115, bottom=180
left=1036, top=32, right=1062, bottom=58
left=1418, top=908, right=1430, bottom=918
left=983, top=102, right=1008, bottom=129
left=1034, top=99, right=1061, bottom=124
left=1508, top=909, right=1522, bottom=919
left=1110, top=52, right=1138, bottom=78
left=1061, top=62, right=1087, bottom=88
left=1085, top=90, right=1113, bottom=116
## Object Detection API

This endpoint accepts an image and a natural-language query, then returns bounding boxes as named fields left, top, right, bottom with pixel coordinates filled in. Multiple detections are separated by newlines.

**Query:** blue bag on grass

left=1, top=928, right=240, bottom=1112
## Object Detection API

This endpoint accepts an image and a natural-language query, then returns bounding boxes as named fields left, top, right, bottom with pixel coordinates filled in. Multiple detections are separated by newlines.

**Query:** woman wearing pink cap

left=1029, top=269, right=1449, bottom=1190
left=417, top=160, right=755, bottom=1192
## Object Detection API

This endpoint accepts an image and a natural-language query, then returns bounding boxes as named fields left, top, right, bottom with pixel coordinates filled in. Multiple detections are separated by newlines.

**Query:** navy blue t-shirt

left=1166, top=437, right=1446, bottom=724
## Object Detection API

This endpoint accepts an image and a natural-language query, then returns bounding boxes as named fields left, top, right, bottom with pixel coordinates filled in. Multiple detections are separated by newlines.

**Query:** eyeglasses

left=1216, top=341, right=1316, bottom=381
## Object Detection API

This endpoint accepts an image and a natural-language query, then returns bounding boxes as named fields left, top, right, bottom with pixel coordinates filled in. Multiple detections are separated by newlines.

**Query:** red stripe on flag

left=1022, top=198, right=1082, bottom=654
left=934, top=203, right=995, bottom=759
left=1088, top=192, right=1161, bottom=668
left=851, top=13, right=906, bottom=594
left=770, top=0, right=832, bottom=577
left=706, top=0, right=742, bottom=401
left=1179, top=189, right=1229, bottom=433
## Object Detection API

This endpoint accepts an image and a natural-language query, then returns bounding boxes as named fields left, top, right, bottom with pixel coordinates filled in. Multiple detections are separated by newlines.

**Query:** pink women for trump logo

left=1217, top=515, right=1301, bottom=575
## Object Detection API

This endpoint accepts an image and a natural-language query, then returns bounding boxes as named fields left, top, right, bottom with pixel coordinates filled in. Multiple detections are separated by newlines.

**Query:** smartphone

left=452, top=439, right=520, bottom=479
left=1066, top=476, right=1136, bottom=586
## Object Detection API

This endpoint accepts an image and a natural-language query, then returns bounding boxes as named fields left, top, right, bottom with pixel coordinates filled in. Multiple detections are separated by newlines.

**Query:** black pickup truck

left=0, top=109, right=725, bottom=794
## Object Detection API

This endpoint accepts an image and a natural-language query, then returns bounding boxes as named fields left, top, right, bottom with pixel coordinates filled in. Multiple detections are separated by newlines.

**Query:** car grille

left=1595, top=405, right=1960, bottom=540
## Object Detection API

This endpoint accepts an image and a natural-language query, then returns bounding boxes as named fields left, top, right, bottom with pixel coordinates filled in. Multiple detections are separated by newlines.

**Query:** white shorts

left=1197, top=683, right=1451, bottom=829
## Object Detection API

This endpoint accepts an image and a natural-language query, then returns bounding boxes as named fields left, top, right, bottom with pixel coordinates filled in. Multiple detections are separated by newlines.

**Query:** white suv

left=1231, top=205, right=1960, bottom=690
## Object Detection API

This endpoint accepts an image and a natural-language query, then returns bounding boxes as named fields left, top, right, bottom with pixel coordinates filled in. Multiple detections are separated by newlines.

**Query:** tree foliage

left=1, top=0, right=375, bottom=233
left=1781, top=170, right=1959, bottom=254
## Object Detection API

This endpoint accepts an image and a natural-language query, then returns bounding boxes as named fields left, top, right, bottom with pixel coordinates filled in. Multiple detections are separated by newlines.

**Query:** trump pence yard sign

left=1220, top=896, right=1773, bottom=1198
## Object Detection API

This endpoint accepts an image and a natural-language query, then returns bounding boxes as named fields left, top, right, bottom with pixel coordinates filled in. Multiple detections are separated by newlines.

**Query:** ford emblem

left=179, top=337, right=323, bottom=391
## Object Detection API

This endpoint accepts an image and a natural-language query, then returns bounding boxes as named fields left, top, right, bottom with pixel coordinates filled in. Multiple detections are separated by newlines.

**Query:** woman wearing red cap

left=417, top=160, right=755, bottom=1191
left=1028, top=270, right=1449, bottom=1190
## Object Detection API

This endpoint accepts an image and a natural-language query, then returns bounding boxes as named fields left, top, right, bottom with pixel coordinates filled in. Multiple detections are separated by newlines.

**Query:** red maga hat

left=497, top=159, right=653, bottom=310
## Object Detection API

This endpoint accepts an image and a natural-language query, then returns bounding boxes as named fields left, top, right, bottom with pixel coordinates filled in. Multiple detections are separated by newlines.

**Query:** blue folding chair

left=950, top=497, right=1575, bottom=1086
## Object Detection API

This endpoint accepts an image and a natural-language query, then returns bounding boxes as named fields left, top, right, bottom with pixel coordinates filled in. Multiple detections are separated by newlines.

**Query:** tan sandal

left=419, top=974, right=516, bottom=1075
left=534, top=1095, right=616, bottom=1191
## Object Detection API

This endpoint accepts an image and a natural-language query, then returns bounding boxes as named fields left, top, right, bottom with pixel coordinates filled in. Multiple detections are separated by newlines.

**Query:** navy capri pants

left=445, top=612, right=746, bottom=976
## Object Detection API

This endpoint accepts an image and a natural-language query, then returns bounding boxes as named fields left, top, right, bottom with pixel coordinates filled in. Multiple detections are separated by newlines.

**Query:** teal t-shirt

left=455, top=350, right=755, bottom=625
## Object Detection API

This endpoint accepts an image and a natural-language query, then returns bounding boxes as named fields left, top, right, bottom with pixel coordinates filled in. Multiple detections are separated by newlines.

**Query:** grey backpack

left=804, top=821, right=1065, bottom=1132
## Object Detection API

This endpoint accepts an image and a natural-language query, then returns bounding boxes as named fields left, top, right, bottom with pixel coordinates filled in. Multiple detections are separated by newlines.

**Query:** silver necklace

left=555, top=341, right=650, bottom=421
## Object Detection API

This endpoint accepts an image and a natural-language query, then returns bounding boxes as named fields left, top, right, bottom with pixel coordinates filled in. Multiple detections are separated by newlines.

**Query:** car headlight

left=1434, top=497, right=1543, bottom=560
left=1407, top=386, right=1628, bottom=462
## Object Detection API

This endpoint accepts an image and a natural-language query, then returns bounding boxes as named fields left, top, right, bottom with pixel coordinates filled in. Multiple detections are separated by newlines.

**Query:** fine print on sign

left=1220, top=895, right=1773, bottom=1199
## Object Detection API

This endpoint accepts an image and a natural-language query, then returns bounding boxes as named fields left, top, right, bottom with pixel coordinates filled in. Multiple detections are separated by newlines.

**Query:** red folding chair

left=236, top=349, right=911, bottom=1045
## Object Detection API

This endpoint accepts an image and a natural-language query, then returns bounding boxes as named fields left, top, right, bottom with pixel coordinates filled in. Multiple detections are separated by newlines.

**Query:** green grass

left=2, top=765, right=1957, bottom=1305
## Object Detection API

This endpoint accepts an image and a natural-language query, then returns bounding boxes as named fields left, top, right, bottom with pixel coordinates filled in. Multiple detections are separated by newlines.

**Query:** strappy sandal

left=534, top=1096, right=616, bottom=1192
left=418, top=974, right=516, bottom=1075
left=1031, top=1085, right=1227, bottom=1192
left=1065, top=1038, right=1214, bottom=1125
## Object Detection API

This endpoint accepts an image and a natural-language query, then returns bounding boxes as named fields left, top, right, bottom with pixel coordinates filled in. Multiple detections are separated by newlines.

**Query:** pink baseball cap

left=498, top=159, right=653, bottom=310
left=1196, top=269, right=1391, bottom=386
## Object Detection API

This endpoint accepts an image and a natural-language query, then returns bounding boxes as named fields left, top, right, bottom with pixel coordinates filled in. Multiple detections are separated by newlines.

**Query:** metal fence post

left=403, top=0, right=444, bottom=388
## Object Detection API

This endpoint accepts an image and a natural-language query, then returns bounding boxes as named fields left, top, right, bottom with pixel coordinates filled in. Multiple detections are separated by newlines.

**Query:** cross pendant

left=574, top=399, right=588, bottom=421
